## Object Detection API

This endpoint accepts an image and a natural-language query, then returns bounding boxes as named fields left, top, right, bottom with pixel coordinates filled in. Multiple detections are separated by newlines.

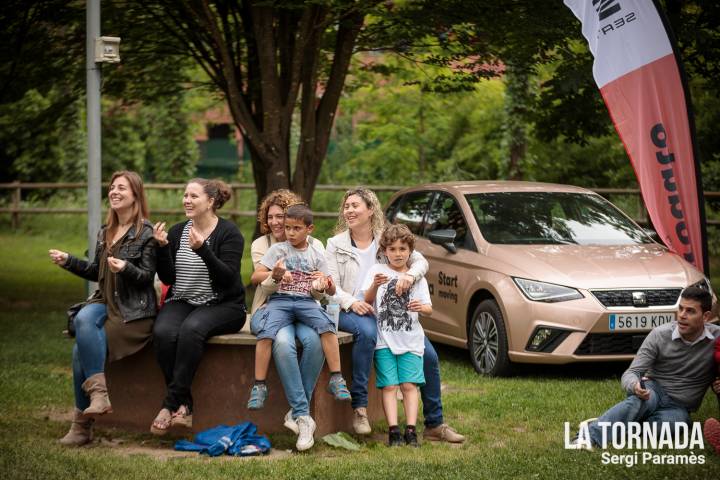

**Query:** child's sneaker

left=327, top=374, right=351, bottom=401
left=404, top=426, right=419, bottom=447
left=247, top=383, right=268, bottom=410
left=388, top=427, right=403, bottom=447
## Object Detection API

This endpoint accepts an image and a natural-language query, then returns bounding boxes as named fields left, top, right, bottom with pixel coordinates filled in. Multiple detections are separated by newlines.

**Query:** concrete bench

left=95, top=330, right=384, bottom=436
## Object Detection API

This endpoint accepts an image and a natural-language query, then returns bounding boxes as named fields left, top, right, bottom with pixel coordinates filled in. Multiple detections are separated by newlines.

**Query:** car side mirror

left=428, top=229, right=457, bottom=253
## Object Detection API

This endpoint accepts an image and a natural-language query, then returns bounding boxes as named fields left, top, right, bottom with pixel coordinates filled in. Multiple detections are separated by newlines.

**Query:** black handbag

left=65, top=302, right=85, bottom=337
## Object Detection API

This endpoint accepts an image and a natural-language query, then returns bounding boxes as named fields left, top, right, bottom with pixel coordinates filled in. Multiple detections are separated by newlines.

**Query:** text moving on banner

left=563, top=0, right=707, bottom=273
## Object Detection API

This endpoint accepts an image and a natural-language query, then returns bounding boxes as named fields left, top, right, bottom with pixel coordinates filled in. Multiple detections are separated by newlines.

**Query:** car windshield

left=466, top=192, right=653, bottom=245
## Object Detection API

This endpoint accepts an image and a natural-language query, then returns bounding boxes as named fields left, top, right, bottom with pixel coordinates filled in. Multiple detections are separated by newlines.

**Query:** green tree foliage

left=0, top=89, right=85, bottom=183
left=321, top=54, right=634, bottom=190
left=322, top=55, right=506, bottom=185
left=102, top=94, right=199, bottom=182
left=0, top=0, right=201, bottom=184
left=2, top=0, right=719, bottom=205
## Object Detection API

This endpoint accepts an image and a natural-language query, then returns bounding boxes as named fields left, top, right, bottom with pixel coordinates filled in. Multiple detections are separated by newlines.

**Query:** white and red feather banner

left=564, top=0, right=707, bottom=273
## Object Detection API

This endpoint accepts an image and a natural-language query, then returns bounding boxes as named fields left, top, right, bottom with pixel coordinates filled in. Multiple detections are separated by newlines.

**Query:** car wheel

left=468, top=299, right=512, bottom=376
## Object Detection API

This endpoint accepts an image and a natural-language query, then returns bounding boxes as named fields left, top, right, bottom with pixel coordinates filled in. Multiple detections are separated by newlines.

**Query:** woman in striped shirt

left=150, top=178, right=246, bottom=435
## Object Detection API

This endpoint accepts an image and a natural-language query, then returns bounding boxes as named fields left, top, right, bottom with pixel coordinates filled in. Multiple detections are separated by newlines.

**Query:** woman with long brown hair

left=49, top=171, right=158, bottom=446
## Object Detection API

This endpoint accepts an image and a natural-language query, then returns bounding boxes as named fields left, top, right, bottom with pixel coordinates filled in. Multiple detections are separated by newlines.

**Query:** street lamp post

left=86, top=1, right=120, bottom=294
left=86, top=0, right=101, bottom=294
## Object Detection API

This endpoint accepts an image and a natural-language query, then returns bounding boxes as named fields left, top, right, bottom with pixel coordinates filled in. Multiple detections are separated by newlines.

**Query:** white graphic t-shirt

left=260, top=241, right=329, bottom=297
left=361, top=264, right=431, bottom=357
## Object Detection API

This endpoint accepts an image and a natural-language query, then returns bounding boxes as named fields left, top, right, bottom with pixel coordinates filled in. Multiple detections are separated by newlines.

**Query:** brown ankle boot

left=82, top=373, right=113, bottom=416
left=59, top=409, right=94, bottom=446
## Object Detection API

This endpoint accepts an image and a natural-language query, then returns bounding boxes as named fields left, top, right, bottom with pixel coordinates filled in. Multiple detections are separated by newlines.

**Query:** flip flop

left=171, top=405, right=193, bottom=429
left=150, top=408, right=172, bottom=436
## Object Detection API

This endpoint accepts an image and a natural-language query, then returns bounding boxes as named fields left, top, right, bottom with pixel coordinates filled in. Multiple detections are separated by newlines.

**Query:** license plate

left=609, top=313, right=675, bottom=331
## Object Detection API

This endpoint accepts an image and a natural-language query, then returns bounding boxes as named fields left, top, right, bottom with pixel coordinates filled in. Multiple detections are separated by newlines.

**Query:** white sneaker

left=284, top=409, right=299, bottom=435
left=296, top=415, right=316, bottom=451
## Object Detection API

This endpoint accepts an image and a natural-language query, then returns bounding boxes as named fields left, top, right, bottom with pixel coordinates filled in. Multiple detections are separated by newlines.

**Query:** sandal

left=171, top=405, right=192, bottom=429
left=150, top=408, right=172, bottom=436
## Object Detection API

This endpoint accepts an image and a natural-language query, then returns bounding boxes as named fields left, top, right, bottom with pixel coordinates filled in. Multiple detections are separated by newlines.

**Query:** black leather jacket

left=64, top=220, right=158, bottom=321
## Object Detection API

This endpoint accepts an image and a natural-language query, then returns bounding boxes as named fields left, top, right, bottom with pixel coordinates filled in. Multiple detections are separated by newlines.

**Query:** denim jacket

left=64, top=220, right=158, bottom=321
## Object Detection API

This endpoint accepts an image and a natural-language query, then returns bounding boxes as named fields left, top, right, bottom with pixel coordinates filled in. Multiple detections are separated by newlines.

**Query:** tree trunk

left=293, top=11, right=365, bottom=203
left=504, top=65, right=530, bottom=180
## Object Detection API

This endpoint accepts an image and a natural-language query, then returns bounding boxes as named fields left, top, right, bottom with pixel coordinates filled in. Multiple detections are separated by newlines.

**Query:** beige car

left=385, top=181, right=714, bottom=376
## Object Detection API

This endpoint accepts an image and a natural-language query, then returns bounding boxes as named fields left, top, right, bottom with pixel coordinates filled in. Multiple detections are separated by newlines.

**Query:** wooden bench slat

left=207, top=331, right=354, bottom=346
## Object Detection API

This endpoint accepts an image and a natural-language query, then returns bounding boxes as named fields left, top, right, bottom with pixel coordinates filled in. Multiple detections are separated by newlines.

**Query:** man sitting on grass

left=570, top=285, right=720, bottom=449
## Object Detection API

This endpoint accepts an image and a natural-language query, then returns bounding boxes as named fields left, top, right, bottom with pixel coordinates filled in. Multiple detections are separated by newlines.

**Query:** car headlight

left=689, top=277, right=712, bottom=292
left=512, top=278, right=584, bottom=303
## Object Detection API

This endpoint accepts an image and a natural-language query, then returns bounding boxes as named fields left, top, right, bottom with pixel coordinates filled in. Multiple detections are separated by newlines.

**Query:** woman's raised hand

left=188, top=226, right=204, bottom=250
left=153, top=222, right=169, bottom=247
left=107, top=256, right=127, bottom=273
left=48, top=249, right=68, bottom=266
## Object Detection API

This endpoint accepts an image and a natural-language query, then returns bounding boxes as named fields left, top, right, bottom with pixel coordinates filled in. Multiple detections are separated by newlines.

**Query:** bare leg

left=320, top=332, right=341, bottom=372
left=254, top=339, right=272, bottom=380
left=400, top=383, right=419, bottom=426
left=382, top=385, right=399, bottom=426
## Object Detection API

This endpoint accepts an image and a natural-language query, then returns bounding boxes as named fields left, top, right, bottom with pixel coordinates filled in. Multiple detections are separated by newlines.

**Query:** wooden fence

left=0, top=182, right=402, bottom=228
left=0, top=181, right=719, bottom=230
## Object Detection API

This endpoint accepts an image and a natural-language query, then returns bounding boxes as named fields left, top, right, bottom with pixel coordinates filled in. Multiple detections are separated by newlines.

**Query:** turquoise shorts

left=374, top=348, right=425, bottom=388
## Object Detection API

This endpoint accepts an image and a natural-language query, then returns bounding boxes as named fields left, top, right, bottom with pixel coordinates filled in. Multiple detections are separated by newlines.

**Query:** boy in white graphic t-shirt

left=361, top=224, right=432, bottom=447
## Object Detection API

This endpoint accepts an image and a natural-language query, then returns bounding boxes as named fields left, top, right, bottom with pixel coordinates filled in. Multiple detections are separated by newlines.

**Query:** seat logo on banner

left=594, top=0, right=622, bottom=21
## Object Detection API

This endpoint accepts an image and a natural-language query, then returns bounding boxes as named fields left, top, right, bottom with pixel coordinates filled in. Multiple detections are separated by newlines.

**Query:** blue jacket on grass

left=175, top=422, right=271, bottom=456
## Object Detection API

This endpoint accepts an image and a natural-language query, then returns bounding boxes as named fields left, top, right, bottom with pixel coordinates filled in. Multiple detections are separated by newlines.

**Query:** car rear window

left=466, top=192, right=652, bottom=245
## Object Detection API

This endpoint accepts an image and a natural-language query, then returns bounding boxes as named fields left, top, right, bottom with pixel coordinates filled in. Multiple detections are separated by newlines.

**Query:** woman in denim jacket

left=49, top=170, right=157, bottom=446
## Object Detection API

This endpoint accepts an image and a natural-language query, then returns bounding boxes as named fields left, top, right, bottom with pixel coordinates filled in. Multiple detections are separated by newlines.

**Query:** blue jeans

left=339, top=311, right=444, bottom=427
left=588, top=380, right=690, bottom=447
left=421, top=337, right=443, bottom=428
left=71, top=303, right=108, bottom=410
left=272, top=323, right=325, bottom=418
left=254, top=295, right=335, bottom=340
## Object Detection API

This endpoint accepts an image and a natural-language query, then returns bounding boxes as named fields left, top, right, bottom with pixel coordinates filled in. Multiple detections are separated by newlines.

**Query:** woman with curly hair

left=246, top=189, right=326, bottom=451
left=150, top=178, right=246, bottom=435
left=324, top=187, right=465, bottom=443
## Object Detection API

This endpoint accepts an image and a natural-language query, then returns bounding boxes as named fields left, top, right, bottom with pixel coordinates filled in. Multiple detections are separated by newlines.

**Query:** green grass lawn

left=1, top=228, right=720, bottom=479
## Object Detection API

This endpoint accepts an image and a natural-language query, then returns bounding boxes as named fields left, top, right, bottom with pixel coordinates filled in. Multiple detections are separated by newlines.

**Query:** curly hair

left=334, top=187, right=387, bottom=236
left=257, top=189, right=302, bottom=234
left=379, top=223, right=415, bottom=252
